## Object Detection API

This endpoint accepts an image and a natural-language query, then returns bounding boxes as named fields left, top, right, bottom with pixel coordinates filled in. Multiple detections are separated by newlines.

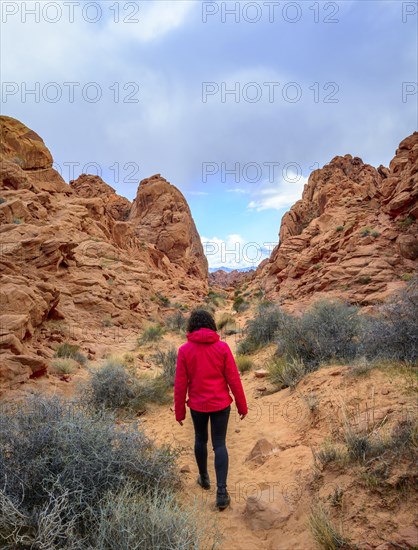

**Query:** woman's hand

left=177, top=420, right=184, bottom=426
left=239, top=414, right=246, bottom=420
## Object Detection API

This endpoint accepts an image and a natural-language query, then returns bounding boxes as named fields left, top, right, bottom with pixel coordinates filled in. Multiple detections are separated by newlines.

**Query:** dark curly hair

left=187, top=309, right=217, bottom=333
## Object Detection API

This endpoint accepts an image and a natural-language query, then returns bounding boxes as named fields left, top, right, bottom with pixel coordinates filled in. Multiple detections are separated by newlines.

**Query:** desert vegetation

left=237, top=279, right=417, bottom=391
left=0, top=396, right=215, bottom=549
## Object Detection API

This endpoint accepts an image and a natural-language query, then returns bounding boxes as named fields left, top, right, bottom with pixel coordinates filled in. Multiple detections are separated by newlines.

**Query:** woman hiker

left=174, top=309, right=248, bottom=510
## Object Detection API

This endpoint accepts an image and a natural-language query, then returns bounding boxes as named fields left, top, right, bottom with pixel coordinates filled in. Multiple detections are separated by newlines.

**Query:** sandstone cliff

left=0, top=116, right=208, bottom=392
left=251, top=132, right=418, bottom=308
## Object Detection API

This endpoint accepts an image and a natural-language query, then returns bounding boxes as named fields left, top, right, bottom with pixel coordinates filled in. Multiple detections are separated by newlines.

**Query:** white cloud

left=106, top=1, right=197, bottom=43
left=227, top=188, right=249, bottom=193
left=247, top=174, right=307, bottom=212
left=201, top=234, right=270, bottom=269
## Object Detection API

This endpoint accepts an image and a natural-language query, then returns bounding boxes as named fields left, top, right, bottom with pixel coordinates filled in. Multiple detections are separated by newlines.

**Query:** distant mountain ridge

left=209, top=266, right=256, bottom=273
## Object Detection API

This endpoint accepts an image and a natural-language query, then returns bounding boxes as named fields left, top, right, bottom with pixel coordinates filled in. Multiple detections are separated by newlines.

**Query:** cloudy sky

left=2, top=0, right=417, bottom=268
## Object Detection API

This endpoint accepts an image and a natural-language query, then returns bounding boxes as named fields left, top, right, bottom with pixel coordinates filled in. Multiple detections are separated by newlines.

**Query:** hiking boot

left=197, top=473, right=210, bottom=490
left=216, top=486, right=230, bottom=510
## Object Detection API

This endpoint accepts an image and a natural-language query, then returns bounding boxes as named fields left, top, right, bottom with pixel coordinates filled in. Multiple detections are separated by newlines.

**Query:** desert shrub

left=0, top=197, right=5, bottom=204
left=12, top=217, right=23, bottom=224
left=91, top=482, right=216, bottom=550
left=50, top=358, right=78, bottom=375
left=232, top=295, right=248, bottom=313
left=309, top=504, right=350, bottom=550
left=313, top=443, right=346, bottom=467
left=138, top=324, right=164, bottom=345
left=359, top=279, right=418, bottom=364
left=398, top=215, right=415, bottom=228
left=236, top=355, right=253, bottom=374
left=0, top=396, right=179, bottom=549
left=217, top=313, right=239, bottom=335
left=165, top=311, right=187, bottom=332
left=237, top=304, right=285, bottom=354
left=336, top=226, right=344, bottom=232
left=276, top=300, right=360, bottom=369
left=155, top=292, right=170, bottom=306
left=268, top=357, right=306, bottom=390
left=205, top=290, right=226, bottom=308
left=151, top=346, right=178, bottom=386
left=360, top=227, right=371, bottom=237
left=82, top=360, right=144, bottom=412
left=55, top=342, right=87, bottom=365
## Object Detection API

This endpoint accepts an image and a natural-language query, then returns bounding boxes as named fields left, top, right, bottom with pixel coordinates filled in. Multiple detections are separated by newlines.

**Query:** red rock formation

left=251, top=132, right=418, bottom=307
left=0, top=116, right=208, bottom=393
left=129, top=174, right=208, bottom=279
left=209, top=269, right=254, bottom=288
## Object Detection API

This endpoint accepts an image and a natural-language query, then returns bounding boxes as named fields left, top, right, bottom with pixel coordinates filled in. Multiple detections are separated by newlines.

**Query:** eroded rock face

left=0, top=116, right=208, bottom=393
left=130, top=174, right=208, bottom=279
left=251, top=132, right=418, bottom=307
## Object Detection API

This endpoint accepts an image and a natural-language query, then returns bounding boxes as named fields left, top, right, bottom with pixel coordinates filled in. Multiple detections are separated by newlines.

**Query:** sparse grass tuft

left=268, top=356, right=306, bottom=390
left=309, top=504, right=350, bottom=550
left=55, top=342, right=87, bottom=365
left=138, top=324, right=164, bottom=345
left=236, top=356, right=254, bottom=374
left=50, top=358, right=78, bottom=375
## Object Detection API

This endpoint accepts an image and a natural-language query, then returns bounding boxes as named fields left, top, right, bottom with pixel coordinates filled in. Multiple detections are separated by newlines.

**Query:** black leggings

left=190, top=405, right=231, bottom=488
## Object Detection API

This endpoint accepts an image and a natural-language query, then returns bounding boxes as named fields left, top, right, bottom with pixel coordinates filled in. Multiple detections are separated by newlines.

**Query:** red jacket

left=174, top=328, right=248, bottom=422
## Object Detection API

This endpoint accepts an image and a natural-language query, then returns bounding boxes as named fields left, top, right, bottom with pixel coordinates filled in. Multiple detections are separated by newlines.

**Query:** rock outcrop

left=0, top=116, right=208, bottom=393
left=209, top=268, right=254, bottom=288
left=251, top=132, right=418, bottom=307
left=129, top=174, right=208, bottom=279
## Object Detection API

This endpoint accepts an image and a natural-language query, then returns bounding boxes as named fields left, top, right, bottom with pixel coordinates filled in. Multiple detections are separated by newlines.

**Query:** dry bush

left=0, top=396, right=180, bottom=549
left=359, top=278, right=418, bottom=364
left=151, top=346, right=178, bottom=386
left=237, top=304, right=285, bottom=354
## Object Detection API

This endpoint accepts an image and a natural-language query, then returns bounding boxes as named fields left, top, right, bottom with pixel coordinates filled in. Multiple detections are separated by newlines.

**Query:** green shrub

left=154, top=292, right=170, bottom=306
left=237, top=304, right=284, bottom=354
left=232, top=295, right=248, bottom=312
left=0, top=197, right=5, bottom=204
left=336, top=226, right=344, bottom=232
left=0, top=396, right=179, bottom=549
left=138, top=324, right=164, bottom=345
left=12, top=217, right=23, bottom=224
left=398, top=215, right=415, bottom=228
left=55, top=342, right=87, bottom=365
left=360, top=227, right=371, bottom=237
left=371, top=230, right=380, bottom=238
left=236, top=356, right=253, bottom=374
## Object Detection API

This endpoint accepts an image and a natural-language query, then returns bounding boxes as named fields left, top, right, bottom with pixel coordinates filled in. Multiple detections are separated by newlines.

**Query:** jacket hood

left=187, top=328, right=220, bottom=344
